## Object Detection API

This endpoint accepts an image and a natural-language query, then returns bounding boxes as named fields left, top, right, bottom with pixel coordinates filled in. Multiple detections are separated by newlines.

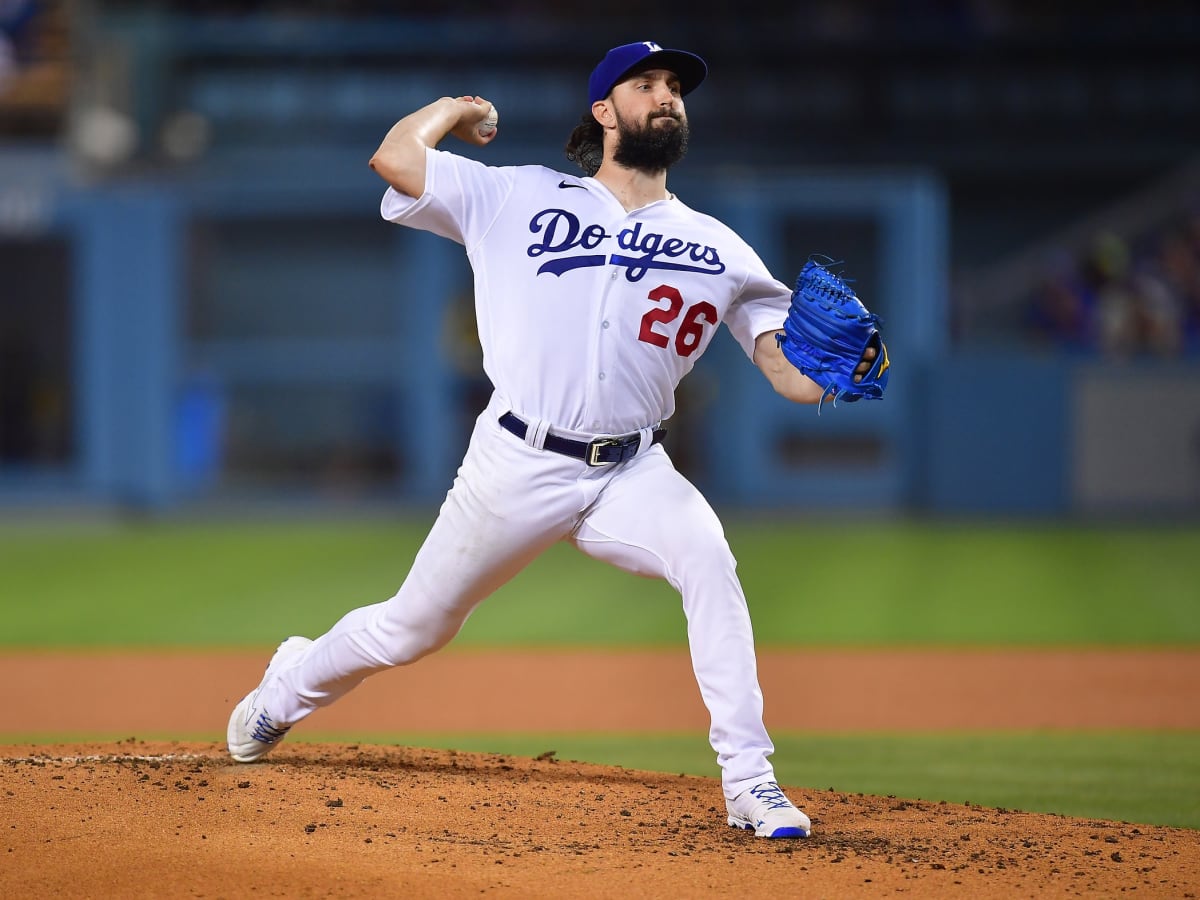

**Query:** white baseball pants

left=264, top=393, right=778, bottom=799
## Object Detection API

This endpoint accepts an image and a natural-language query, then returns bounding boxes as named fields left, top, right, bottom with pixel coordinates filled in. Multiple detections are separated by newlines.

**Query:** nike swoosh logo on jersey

left=558, top=180, right=586, bottom=189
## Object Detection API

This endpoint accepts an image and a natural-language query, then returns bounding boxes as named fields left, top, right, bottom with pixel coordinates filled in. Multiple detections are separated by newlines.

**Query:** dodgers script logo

left=526, top=209, right=725, bottom=281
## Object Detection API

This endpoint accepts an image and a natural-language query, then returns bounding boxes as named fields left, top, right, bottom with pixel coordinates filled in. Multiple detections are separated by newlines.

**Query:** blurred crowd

left=0, top=0, right=36, bottom=92
left=1026, top=206, right=1200, bottom=359
left=0, top=0, right=66, bottom=134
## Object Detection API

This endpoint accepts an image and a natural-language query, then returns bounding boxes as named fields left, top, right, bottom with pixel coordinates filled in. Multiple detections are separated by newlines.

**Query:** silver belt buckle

left=586, top=437, right=622, bottom=467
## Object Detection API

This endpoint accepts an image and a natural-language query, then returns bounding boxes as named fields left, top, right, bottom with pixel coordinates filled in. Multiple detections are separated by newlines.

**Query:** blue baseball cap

left=588, top=41, right=707, bottom=105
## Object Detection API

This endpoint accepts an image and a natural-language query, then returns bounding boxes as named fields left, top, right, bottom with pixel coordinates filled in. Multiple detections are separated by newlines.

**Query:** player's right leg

left=228, top=402, right=584, bottom=761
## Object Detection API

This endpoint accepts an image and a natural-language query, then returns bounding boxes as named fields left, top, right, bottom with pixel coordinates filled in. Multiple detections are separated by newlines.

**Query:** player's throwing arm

left=369, top=95, right=499, bottom=198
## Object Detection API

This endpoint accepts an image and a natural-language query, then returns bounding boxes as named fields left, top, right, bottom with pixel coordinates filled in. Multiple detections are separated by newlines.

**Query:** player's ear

left=591, top=99, right=615, bottom=129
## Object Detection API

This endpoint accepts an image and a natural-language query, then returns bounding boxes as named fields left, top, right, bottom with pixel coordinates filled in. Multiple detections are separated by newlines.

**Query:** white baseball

left=478, top=106, right=499, bottom=137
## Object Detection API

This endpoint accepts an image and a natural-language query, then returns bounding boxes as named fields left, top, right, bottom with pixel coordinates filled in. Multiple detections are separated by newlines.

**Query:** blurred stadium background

left=1, top=0, right=1198, bottom=516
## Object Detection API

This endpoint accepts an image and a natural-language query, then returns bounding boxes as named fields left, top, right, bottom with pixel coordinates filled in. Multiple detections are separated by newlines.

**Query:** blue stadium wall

left=2, top=146, right=1197, bottom=518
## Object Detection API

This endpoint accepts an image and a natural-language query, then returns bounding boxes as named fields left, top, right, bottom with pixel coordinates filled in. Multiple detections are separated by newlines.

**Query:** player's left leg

left=571, top=447, right=811, bottom=836
left=569, top=446, right=777, bottom=799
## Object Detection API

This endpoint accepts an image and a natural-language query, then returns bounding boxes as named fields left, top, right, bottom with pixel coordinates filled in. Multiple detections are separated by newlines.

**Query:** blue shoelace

left=749, top=781, right=793, bottom=810
left=249, top=711, right=290, bottom=745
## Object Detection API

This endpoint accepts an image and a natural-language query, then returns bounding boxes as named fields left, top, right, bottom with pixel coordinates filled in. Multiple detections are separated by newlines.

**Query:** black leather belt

left=499, top=412, right=666, bottom=467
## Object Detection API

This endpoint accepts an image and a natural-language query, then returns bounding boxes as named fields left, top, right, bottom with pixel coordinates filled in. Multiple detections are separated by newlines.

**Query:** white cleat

left=726, top=780, right=812, bottom=838
left=227, top=636, right=313, bottom=763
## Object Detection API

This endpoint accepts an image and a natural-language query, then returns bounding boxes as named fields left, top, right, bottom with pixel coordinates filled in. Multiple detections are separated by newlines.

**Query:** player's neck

left=593, top=163, right=671, bottom=212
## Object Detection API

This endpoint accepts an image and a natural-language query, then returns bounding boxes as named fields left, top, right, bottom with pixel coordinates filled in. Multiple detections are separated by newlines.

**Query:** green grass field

left=2, top=516, right=1198, bottom=828
left=2, top=517, right=1197, bottom=646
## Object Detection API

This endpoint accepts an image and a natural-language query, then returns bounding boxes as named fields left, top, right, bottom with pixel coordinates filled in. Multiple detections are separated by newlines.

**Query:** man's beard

left=612, top=109, right=689, bottom=173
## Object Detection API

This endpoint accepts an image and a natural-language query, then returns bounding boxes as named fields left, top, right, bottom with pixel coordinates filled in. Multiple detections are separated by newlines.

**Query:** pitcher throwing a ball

left=227, top=40, right=889, bottom=839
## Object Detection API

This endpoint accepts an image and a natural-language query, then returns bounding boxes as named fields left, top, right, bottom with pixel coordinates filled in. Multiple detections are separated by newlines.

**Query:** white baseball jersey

left=381, top=147, right=792, bottom=435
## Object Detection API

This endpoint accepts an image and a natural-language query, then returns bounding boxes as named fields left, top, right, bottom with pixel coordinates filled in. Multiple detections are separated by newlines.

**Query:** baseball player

left=228, top=40, right=883, bottom=839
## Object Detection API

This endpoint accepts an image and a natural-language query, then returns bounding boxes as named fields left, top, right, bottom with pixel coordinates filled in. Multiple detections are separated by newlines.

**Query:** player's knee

left=372, top=600, right=465, bottom=666
left=670, top=533, right=738, bottom=584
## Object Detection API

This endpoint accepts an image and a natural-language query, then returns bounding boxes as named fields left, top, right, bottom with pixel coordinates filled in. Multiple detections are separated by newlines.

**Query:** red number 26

left=637, top=284, right=717, bottom=358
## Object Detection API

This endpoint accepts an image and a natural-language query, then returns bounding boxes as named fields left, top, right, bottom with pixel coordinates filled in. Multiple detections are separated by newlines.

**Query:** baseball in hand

left=477, top=106, right=499, bottom=137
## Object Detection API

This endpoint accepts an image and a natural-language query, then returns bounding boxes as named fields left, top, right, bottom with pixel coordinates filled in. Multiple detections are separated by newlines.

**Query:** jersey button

left=602, top=320, right=610, bottom=329
left=598, top=372, right=606, bottom=381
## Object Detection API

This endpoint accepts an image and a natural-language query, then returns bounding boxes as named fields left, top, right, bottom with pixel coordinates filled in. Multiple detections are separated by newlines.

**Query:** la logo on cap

left=587, top=41, right=708, bottom=105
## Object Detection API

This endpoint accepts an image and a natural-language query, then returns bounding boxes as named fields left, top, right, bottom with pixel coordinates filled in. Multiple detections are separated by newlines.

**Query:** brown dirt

left=2, top=648, right=1199, bottom=898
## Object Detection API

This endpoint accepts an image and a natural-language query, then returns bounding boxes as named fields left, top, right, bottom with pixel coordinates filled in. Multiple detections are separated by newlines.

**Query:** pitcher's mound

left=3, top=740, right=1197, bottom=898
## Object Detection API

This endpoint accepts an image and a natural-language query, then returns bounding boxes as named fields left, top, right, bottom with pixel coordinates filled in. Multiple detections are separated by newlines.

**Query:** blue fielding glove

left=776, top=259, right=890, bottom=410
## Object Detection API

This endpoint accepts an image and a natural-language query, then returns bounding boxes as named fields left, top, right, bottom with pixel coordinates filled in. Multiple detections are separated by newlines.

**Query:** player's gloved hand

left=776, top=258, right=891, bottom=411
left=851, top=344, right=879, bottom=383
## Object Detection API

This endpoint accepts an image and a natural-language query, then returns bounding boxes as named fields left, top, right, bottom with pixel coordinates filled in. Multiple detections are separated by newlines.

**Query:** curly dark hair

left=564, top=112, right=604, bottom=177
